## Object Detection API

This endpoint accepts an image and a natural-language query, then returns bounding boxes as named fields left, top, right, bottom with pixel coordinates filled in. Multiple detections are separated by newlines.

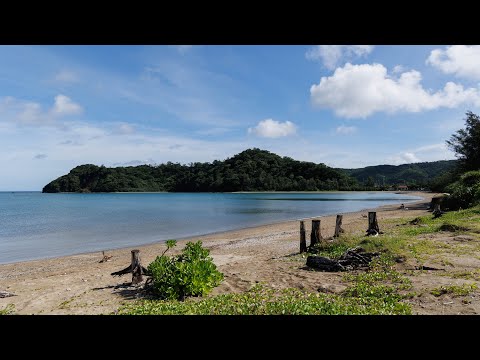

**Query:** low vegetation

left=0, top=304, right=15, bottom=315
left=430, top=283, right=477, bottom=297
left=147, top=240, right=223, bottom=300
left=120, top=205, right=480, bottom=315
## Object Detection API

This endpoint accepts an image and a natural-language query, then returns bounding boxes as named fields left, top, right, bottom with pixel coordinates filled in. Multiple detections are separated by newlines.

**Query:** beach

left=2, top=191, right=479, bottom=315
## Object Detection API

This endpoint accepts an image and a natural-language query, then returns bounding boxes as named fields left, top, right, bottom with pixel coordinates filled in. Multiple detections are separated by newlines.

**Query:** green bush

left=147, top=240, right=223, bottom=300
left=444, top=171, right=480, bottom=210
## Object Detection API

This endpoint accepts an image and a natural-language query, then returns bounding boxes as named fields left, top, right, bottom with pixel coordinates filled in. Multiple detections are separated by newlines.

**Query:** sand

left=1, top=191, right=479, bottom=315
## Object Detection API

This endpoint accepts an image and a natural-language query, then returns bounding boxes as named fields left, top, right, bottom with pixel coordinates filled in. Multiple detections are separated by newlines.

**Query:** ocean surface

left=0, top=191, right=421, bottom=264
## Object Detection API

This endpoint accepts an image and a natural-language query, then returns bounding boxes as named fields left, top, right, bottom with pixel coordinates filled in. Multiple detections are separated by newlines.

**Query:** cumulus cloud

left=310, top=63, right=480, bottom=118
left=401, top=152, right=419, bottom=163
left=52, top=95, right=83, bottom=116
left=0, top=95, right=83, bottom=126
left=427, top=45, right=480, bottom=80
left=306, top=45, right=374, bottom=70
left=387, top=143, right=453, bottom=165
left=392, top=65, right=405, bottom=74
left=247, top=119, right=297, bottom=138
left=335, top=125, right=357, bottom=135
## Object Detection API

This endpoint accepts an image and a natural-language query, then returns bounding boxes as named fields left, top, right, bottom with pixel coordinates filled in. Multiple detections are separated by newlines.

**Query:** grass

left=440, top=269, right=480, bottom=281
left=119, top=282, right=412, bottom=315
left=0, top=304, right=15, bottom=315
left=430, top=283, right=477, bottom=297
left=119, top=253, right=413, bottom=315
left=118, top=206, right=480, bottom=315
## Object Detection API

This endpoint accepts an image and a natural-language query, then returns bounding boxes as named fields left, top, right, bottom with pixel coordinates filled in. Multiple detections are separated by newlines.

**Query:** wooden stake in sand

left=310, top=219, right=322, bottom=247
left=300, top=220, right=307, bottom=253
left=111, top=249, right=148, bottom=285
left=366, top=212, right=379, bottom=236
left=334, top=214, right=344, bottom=238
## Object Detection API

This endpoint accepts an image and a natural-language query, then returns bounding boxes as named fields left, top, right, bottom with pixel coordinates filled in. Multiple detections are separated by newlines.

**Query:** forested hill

left=341, top=160, right=457, bottom=186
left=42, top=148, right=355, bottom=193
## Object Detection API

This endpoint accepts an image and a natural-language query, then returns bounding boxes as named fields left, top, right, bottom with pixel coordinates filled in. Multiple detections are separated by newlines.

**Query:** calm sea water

left=0, top=191, right=421, bottom=264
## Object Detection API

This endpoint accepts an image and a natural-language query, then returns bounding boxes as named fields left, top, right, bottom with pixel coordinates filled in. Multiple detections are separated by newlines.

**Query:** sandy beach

left=2, top=191, right=479, bottom=315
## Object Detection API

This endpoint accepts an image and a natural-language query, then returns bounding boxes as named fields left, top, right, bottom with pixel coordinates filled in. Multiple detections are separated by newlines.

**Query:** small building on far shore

left=397, top=184, right=408, bottom=191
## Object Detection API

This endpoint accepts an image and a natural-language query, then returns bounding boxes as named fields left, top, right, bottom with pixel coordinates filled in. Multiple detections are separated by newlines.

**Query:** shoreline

left=0, top=191, right=424, bottom=266
left=0, top=191, right=435, bottom=314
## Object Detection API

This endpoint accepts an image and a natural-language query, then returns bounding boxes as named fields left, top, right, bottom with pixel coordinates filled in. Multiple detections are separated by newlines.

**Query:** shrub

left=444, top=170, right=480, bottom=210
left=147, top=240, right=223, bottom=300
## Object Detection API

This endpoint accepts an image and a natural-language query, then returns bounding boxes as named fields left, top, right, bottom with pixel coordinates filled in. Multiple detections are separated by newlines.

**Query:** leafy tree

left=447, top=111, right=480, bottom=172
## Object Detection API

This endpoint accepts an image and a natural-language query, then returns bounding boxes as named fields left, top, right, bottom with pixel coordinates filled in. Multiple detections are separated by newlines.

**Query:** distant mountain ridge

left=42, top=148, right=457, bottom=193
left=339, top=160, right=457, bottom=186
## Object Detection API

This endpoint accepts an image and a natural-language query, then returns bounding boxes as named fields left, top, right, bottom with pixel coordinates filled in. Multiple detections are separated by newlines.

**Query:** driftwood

left=111, top=250, right=149, bottom=285
left=334, top=214, right=344, bottom=238
left=99, top=251, right=113, bottom=263
left=306, top=247, right=379, bottom=272
left=299, top=221, right=307, bottom=253
left=0, top=290, right=15, bottom=298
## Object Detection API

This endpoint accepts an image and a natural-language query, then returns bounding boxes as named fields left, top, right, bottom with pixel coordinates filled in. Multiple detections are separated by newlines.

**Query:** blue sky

left=1, top=45, right=478, bottom=191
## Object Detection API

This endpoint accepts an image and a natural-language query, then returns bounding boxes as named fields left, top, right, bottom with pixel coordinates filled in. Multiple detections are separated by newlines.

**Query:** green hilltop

left=42, top=148, right=457, bottom=193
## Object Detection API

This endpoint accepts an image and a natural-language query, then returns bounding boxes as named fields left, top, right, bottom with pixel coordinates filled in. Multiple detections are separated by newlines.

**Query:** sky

left=0, top=45, right=478, bottom=191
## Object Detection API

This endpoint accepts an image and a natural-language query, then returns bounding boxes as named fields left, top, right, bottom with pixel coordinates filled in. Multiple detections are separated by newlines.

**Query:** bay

left=0, top=191, right=421, bottom=264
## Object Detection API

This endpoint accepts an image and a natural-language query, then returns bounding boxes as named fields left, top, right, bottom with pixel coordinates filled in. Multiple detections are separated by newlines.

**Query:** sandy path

left=2, top=191, right=469, bottom=315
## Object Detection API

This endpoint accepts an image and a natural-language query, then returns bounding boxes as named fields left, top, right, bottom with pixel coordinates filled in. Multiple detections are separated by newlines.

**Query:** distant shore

left=0, top=191, right=434, bottom=314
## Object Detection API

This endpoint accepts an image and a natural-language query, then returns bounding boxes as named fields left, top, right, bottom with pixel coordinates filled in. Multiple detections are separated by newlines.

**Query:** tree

left=366, top=176, right=375, bottom=188
left=447, top=111, right=480, bottom=172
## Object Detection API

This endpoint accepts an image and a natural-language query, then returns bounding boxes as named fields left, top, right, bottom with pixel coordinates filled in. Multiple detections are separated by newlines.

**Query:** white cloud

left=402, top=152, right=420, bottom=163
left=427, top=45, right=480, bottom=80
left=387, top=143, right=454, bottom=165
left=392, top=65, right=405, bottom=74
left=247, top=119, right=297, bottom=138
left=0, top=95, right=83, bottom=126
left=335, top=125, right=357, bottom=135
left=52, top=95, right=83, bottom=116
left=306, top=45, right=374, bottom=70
left=310, top=63, right=480, bottom=118
left=54, top=70, right=79, bottom=83
left=113, top=159, right=156, bottom=167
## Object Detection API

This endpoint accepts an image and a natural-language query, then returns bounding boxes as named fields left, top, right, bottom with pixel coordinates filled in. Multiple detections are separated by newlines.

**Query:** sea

left=0, top=191, right=421, bottom=264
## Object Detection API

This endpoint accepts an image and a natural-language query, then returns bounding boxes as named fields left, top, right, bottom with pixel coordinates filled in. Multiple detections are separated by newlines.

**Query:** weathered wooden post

left=111, top=249, right=148, bottom=285
left=300, top=220, right=307, bottom=253
left=431, top=195, right=444, bottom=218
left=366, top=212, right=379, bottom=236
left=310, top=219, right=322, bottom=247
left=130, top=250, right=143, bottom=285
left=334, top=214, right=344, bottom=238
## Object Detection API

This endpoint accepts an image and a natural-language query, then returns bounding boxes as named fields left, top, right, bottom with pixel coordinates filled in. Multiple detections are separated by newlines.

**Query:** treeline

left=42, top=148, right=358, bottom=193
left=342, top=160, right=457, bottom=190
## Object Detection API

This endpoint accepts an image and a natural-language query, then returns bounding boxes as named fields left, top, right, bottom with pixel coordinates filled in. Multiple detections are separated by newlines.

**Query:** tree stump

left=111, top=249, right=148, bottom=285
left=366, top=212, right=379, bottom=236
left=334, top=214, right=344, bottom=238
left=310, top=219, right=322, bottom=247
left=300, top=220, right=307, bottom=253
left=433, top=203, right=443, bottom=218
